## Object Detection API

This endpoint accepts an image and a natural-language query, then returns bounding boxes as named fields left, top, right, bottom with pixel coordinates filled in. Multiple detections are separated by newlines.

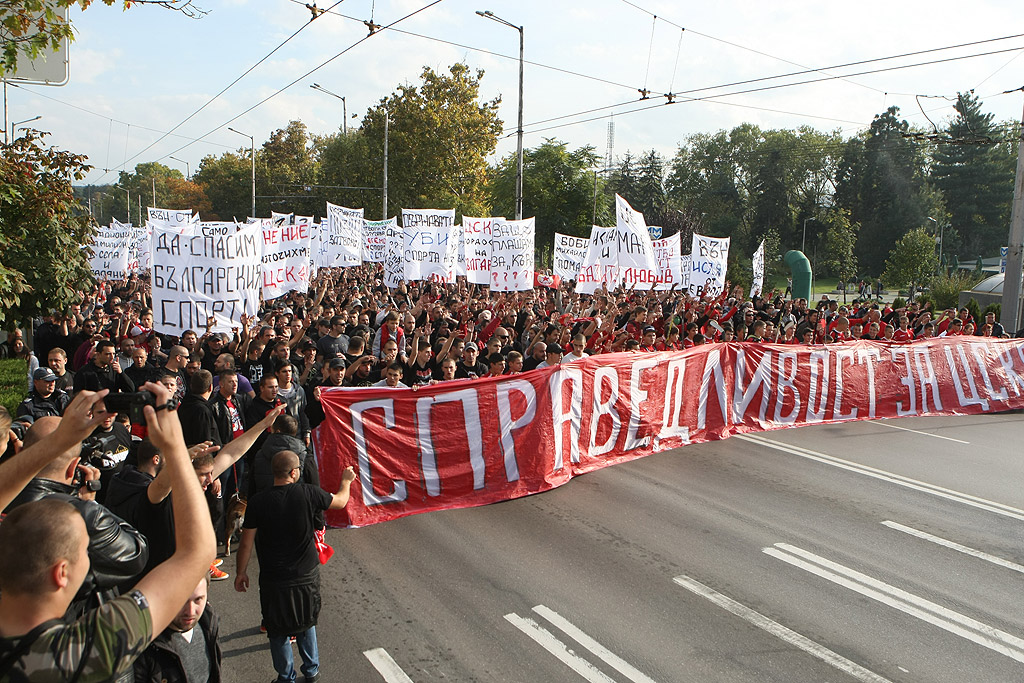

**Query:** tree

left=317, top=129, right=382, bottom=214
left=883, top=226, right=937, bottom=297
left=193, top=150, right=252, bottom=221
left=1, top=0, right=206, bottom=74
left=489, top=139, right=607, bottom=250
left=0, top=130, right=95, bottom=327
left=820, top=208, right=859, bottom=286
left=633, top=150, right=666, bottom=218
left=836, top=107, right=930, bottom=275
left=930, top=93, right=1015, bottom=259
left=258, top=120, right=320, bottom=218
left=359, top=63, right=502, bottom=218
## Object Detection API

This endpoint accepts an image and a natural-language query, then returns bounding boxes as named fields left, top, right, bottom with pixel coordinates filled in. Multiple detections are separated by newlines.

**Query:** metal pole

left=343, top=97, right=347, bottom=136
left=515, top=24, right=524, bottom=220
left=249, top=136, right=256, bottom=219
left=1000, top=98, right=1024, bottom=334
left=3, top=80, right=7, bottom=146
left=802, top=217, right=808, bottom=253
left=152, top=177, right=156, bottom=206
left=592, top=168, right=599, bottom=225
left=137, top=195, right=142, bottom=227
left=126, top=188, right=130, bottom=223
left=382, top=112, right=389, bottom=220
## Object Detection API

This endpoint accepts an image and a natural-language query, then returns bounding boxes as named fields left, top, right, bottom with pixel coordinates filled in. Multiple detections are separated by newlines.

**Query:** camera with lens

left=79, top=432, right=122, bottom=471
left=103, top=390, right=159, bottom=424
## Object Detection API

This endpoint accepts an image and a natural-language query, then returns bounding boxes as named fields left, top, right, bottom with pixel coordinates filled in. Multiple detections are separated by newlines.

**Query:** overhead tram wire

left=514, top=43, right=1024, bottom=138
left=96, top=0, right=352, bottom=183
left=283, top=0, right=644, bottom=93
left=7, top=82, right=238, bottom=160
left=154, top=0, right=447, bottom=166
left=501, top=34, right=1024, bottom=135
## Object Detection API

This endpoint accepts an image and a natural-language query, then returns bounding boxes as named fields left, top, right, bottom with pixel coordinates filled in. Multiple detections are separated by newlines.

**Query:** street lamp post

left=11, top=115, right=40, bottom=141
left=310, top=83, right=347, bottom=135
left=928, top=217, right=945, bottom=272
left=169, top=155, right=190, bottom=180
left=477, top=9, right=523, bottom=220
left=228, top=127, right=256, bottom=219
left=113, top=184, right=130, bottom=223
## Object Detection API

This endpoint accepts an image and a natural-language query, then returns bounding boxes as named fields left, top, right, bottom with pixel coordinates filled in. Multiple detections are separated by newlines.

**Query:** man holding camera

left=73, top=338, right=136, bottom=395
left=0, top=383, right=217, bottom=681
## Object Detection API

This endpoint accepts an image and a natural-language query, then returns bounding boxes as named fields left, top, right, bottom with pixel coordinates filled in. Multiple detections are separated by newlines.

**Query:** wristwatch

left=84, top=480, right=102, bottom=492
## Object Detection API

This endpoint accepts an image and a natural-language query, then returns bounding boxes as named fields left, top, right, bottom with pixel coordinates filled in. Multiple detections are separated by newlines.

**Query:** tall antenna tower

left=604, top=115, right=615, bottom=171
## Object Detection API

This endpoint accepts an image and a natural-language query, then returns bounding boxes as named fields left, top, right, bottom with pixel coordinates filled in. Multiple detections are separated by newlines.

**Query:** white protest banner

left=690, top=233, right=730, bottom=298
left=462, top=217, right=493, bottom=285
left=195, top=222, right=237, bottom=238
left=614, top=194, right=658, bottom=274
left=129, top=226, right=150, bottom=273
left=326, top=203, right=364, bottom=267
left=90, top=230, right=131, bottom=281
left=680, top=254, right=691, bottom=290
left=575, top=226, right=619, bottom=295
left=384, top=220, right=404, bottom=288
left=151, top=223, right=261, bottom=335
left=653, top=233, right=683, bottom=291
left=402, top=208, right=457, bottom=282
left=490, top=217, right=535, bottom=291
left=148, top=207, right=193, bottom=227
left=553, top=233, right=589, bottom=281
left=363, top=218, right=393, bottom=263
left=261, top=221, right=311, bottom=300
left=454, top=226, right=467, bottom=278
left=271, top=212, right=293, bottom=227
left=751, top=239, right=765, bottom=298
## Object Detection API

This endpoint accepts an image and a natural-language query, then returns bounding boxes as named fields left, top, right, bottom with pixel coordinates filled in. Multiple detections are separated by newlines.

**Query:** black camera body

left=103, top=390, right=158, bottom=424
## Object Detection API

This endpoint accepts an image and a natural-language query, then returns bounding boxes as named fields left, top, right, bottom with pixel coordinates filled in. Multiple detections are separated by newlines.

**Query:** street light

left=928, top=217, right=944, bottom=271
left=476, top=9, right=523, bottom=220
left=310, top=83, right=349, bottom=135
left=169, top=155, right=190, bottom=180
left=802, top=217, right=810, bottom=254
left=113, top=184, right=130, bottom=223
left=11, top=115, right=40, bottom=141
left=227, top=127, right=256, bottom=219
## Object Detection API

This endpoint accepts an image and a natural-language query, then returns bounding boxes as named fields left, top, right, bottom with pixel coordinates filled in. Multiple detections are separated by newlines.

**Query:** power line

left=95, top=0, right=351, bottom=183
left=151, top=0, right=447, bottom=167
left=283, top=0, right=644, bottom=93
left=515, top=43, right=1024, bottom=138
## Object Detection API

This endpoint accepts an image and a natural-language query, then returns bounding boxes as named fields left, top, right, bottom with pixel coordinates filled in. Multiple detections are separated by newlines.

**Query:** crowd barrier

left=315, top=337, right=1024, bottom=527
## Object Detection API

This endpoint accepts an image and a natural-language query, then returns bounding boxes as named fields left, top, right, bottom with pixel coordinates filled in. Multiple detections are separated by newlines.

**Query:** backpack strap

left=0, top=618, right=64, bottom=677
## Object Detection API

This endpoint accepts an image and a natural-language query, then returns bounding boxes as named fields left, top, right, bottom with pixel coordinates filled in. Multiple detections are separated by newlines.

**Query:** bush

left=965, top=298, right=982, bottom=324
left=891, top=297, right=906, bottom=309
left=984, top=302, right=1001, bottom=319
left=928, top=270, right=984, bottom=310
left=0, top=358, right=27, bottom=417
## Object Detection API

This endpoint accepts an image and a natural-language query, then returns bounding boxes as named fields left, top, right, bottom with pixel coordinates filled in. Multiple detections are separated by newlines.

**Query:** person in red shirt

left=638, top=326, right=658, bottom=352
left=892, top=315, right=914, bottom=342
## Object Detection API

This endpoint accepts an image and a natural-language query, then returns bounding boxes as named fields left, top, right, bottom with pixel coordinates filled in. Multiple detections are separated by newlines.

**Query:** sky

left=5, top=0, right=1024, bottom=189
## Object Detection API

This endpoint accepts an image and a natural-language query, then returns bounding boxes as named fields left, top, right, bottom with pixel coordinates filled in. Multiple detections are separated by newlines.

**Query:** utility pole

left=228, top=127, right=256, bottom=219
left=1001, top=98, right=1024, bottom=334
left=382, top=112, right=389, bottom=220
left=152, top=177, right=156, bottom=206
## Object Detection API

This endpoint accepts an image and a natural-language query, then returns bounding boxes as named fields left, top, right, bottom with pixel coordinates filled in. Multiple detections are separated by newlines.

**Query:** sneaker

left=209, top=564, right=230, bottom=581
left=212, top=558, right=224, bottom=568
left=260, top=624, right=267, bottom=634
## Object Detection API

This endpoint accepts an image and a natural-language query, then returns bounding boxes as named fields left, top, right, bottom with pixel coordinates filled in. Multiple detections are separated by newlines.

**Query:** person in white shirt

left=373, top=363, right=409, bottom=388
left=561, top=334, right=587, bottom=363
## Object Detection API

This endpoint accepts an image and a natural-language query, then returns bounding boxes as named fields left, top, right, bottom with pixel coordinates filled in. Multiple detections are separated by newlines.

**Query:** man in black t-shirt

left=455, top=343, right=487, bottom=379
left=235, top=452, right=355, bottom=683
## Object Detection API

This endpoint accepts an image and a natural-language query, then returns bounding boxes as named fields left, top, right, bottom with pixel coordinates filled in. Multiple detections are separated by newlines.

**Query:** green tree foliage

left=883, top=226, right=938, bottom=295
left=930, top=93, right=1015, bottom=259
left=0, top=130, right=95, bottom=327
left=357, top=63, right=502, bottom=218
left=836, top=107, right=930, bottom=275
left=193, top=149, right=252, bottom=221
left=820, top=208, right=859, bottom=282
left=259, top=120, right=320, bottom=218
left=489, top=139, right=607, bottom=247
left=927, top=269, right=983, bottom=310
left=316, top=129, right=381, bottom=214
left=665, top=129, right=744, bottom=238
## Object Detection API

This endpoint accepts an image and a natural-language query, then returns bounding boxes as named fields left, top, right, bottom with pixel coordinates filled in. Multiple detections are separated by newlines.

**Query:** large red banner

left=316, top=337, right=1024, bottom=527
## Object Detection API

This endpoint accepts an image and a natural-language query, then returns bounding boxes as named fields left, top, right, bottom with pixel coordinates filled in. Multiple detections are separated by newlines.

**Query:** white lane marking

left=532, top=605, right=658, bottom=683
left=881, top=520, right=1024, bottom=575
left=504, top=613, right=617, bottom=683
left=672, top=575, right=892, bottom=683
left=363, top=647, right=415, bottom=683
left=737, top=433, right=1024, bottom=522
left=765, top=543, right=1024, bottom=664
left=870, top=419, right=970, bottom=444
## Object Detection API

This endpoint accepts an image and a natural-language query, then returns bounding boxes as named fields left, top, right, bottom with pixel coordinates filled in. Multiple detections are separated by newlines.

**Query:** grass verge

left=0, top=358, right=27, bottom=417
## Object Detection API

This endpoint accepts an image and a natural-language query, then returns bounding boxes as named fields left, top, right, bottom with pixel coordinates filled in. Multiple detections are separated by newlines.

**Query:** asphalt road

left=211, top=411, right=1024, bottom=682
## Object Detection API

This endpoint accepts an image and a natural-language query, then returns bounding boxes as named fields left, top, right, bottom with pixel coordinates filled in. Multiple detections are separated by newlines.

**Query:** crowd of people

left=0, top=262, right=1012, bottom=681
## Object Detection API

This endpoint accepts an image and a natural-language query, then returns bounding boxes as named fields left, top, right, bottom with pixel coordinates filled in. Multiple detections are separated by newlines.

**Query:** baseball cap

left=33, top=368, right=57, bottom=382
left=465, top=342, right=478, bottom=352
left=642, top=325, right=656, bottom=334
left=327, top=357, right=347, bottom=370
left=547, top=343, right=563, bottom=355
